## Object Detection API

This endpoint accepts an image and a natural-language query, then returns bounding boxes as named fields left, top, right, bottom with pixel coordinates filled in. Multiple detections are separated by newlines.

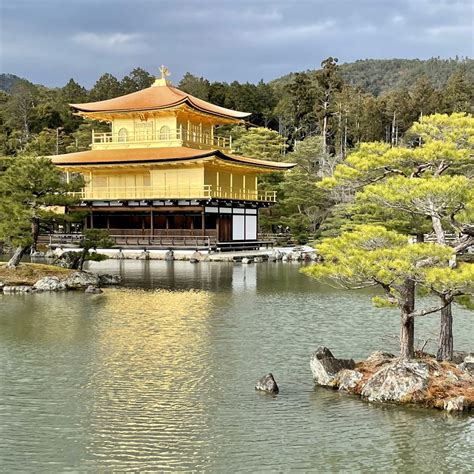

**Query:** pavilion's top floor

left=71, top=70, right=250, bottom=153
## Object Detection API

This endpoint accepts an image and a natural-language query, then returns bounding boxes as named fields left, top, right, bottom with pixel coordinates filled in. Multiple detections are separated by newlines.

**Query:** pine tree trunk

left=429, top=213, right=454, bottom=361
left=431, top=215, right=446, bottom=245
left=400, top=314, right=415, bottom=359
left=437, top=296, right=453, bottom=361
left=399, top=279, right=415, bottom=359
left=322, top=101, right=328, bottom=154
left=31, top=217, right=40, bottom=252
left=7, top=246, right=27, bottom=268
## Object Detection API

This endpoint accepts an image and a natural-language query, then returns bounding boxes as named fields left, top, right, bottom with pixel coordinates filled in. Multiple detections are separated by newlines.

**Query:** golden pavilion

left=52, top=67, right=294, bottom=248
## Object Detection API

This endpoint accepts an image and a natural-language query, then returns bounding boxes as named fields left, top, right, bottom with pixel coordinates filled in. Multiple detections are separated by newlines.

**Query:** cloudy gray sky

left=0, top=0, right=472, bottom=88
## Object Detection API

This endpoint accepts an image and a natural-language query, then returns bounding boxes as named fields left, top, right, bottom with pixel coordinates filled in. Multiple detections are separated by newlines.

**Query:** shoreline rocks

left=1, top=270, right=121, bottom=294
left=310, top=347, right=473, bottom=413
left=310, top=346, right=356, bottom=386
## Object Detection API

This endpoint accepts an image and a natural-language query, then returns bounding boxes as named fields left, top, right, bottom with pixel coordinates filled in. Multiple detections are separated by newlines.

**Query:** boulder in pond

left=64, top=271, right=99, bottom=289
left=458, top=361, right=474, bottom=376
left=85, top=285, right=103, bottom=294
left=242, top=257, right=253, bottom=264
left=3, top=285, right=33, bottom=293
left=190, top=251, right=203, bottom=263
left=113, top=250, right=125, bottom=260
left=452, top=351, right=474, bottom=364
left=164, top=250, right=174, bottom=261
left=270, top=249, right=282, bottom=261
left=361, top=360, right=429, bottom=403
left=138, top=250, right=150, bottom=260
left=444, top=396, right=469, bottom=412
left=336, top=369, right=363, bottom=392
left=366, top=350, right=396, bottom=368
left=33, top=276, right=65, bottom=291
left=255, top=373, right=279, bottom=394
left=45, top=249, right=56, bottom=259
left=98, top=273, right=121, bottom=285
left=310, top=346, right=356, bottom=387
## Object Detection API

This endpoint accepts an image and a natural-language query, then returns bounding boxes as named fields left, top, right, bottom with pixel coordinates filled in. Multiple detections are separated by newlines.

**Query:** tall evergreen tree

left=89, top=73, right=122, bottom=101
left=121, top=67, right=154, bottom=94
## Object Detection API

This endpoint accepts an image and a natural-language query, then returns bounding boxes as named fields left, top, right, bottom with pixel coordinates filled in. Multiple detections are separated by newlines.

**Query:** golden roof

left=52, top=147, right=295, bottom=171
left=70, top=84, right=250, bottom=120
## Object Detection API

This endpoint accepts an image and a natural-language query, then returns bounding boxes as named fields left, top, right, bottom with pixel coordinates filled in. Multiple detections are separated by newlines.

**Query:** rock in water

left=452, top=351, right=474, bottom=364
left=164, top=250, right=174, bottom=261
left=3, top=285, right=32, bottom=293
left=98, top=274, right=122, bottom=285
left=64, top=271, right=100, bottom=289
left=85, top=285, right=103, bottom=294
left=242, top=257, right=253, bottom=264
left=310, top=346, right=356, bottom=387
left=255, top=373, right=279, bottom=394
left=138, top=250, right=150, bottom=260
left=336, top=369, right=363, bottom=392
left=190, top=251, right=202, bottom=263
left=444, top=396, right=468, bottom=412
left=33, top=276, right=64, bottom=291
left=366, top=351, right=396, bottom=366
left=361, top=360, right=429, bottom=403
left=458, top=361, right=474, bottom=376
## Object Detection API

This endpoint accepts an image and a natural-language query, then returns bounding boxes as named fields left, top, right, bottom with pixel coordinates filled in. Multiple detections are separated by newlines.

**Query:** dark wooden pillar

left=150, top=210, right=154, bottom=236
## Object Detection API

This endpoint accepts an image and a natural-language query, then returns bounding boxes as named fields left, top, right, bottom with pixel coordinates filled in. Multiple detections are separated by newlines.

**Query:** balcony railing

left=71, top=185, right=276, bottom=202
left=92, top=128, right=232, bottom=151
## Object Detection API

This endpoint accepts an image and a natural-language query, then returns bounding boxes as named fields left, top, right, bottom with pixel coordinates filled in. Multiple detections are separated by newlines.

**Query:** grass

left=0, top=262, right=73, bottom=286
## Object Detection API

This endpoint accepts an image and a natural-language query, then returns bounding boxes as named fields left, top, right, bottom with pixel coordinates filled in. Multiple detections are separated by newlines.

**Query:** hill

left=272, top=57, right=474, bottom=96
left=0, top=73, right=23, bottom=92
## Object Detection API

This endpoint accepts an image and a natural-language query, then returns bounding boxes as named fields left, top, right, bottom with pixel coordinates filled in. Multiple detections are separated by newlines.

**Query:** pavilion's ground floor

left=60, top=198, right=271, bottom=250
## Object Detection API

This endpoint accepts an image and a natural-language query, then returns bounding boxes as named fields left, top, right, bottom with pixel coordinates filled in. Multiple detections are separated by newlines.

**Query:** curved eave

left=51, top=148, right=295, bottom=172
left=70, top=88, right=251, bottom=121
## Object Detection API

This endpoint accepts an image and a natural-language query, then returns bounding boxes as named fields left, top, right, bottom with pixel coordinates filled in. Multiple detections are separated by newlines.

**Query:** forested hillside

left=0, top=74, right=23, bottom=93
left=0, top=57, right=472, bottom=158
left=272, top=58, right=474, bottom=96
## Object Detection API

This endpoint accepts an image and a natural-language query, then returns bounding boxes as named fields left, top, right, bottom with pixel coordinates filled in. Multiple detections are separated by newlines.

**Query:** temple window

left=160, top=125, right=170, bottom=140
left=117, top=128, right=128, bottom=142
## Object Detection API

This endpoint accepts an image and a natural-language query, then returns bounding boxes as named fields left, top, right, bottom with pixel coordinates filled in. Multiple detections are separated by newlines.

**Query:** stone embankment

left=44, top=246, right=318, bottom=263
left=310, top=346, right=473, bottom=412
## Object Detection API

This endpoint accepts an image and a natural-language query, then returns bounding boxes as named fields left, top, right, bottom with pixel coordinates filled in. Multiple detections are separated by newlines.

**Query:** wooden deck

left=38, top=233, right=274, bottom=252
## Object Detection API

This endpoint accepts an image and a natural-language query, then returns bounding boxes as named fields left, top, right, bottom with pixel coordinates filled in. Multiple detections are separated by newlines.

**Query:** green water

left=0, top=261, right=472, bottom=472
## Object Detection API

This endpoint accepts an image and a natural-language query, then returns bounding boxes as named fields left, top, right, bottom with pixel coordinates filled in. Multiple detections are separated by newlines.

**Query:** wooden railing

left=92, top=128, right=232, bottom=151
left=71, top=185, right=277, bottom=202
left=39, top=232, right=218, bottom=250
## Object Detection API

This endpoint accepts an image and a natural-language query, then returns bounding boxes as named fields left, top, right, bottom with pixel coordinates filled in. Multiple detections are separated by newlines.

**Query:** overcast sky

left=0, top=0, right=472, bottom=88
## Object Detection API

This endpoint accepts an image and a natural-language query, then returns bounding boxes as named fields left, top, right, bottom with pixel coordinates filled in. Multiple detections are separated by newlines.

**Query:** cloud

left=391, top=15, right=405, bottom=25
left=240, top=20, right=337, bottom=44
left=1, top=0, right=472, bottom=87
left=71, top=32, right=146, bottom=53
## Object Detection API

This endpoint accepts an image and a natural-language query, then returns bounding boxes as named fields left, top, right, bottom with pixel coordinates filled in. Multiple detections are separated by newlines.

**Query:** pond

left=0, top=261, right=472, bottom=471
